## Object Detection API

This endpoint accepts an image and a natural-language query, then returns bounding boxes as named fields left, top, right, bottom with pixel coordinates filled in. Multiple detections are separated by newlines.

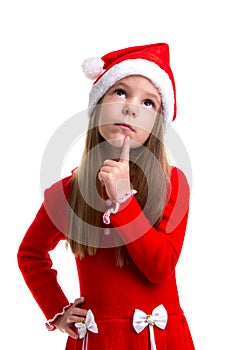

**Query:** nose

left=122, top=103, right=137, bottom=117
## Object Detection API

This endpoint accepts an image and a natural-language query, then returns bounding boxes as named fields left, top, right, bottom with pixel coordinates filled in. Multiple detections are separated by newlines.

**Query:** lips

left=114, top=123, right=135, bottom=132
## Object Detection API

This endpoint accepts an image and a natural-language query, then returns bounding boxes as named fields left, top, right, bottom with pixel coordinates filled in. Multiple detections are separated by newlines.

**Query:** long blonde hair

left=67, top=104, right=171, bottom=266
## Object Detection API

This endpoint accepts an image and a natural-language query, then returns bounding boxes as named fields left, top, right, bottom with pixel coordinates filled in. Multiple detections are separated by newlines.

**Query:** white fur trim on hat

left=87, top=58, right=175, bottom=125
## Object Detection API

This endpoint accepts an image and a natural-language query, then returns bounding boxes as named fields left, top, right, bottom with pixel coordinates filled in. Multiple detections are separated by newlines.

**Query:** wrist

left=103, top=189, right=137, bottom=225
left=46, top=303, right=72, bottom=331
left=114, top=179, right=131, bottom=201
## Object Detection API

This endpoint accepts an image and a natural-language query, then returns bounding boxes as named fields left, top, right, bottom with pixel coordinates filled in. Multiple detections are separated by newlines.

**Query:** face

left=98, top=75, right=162, bottom=149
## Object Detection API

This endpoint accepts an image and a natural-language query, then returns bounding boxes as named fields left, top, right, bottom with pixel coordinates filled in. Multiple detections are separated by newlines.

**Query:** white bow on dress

left=132, top=305, right=168, bottom=350
left=75, top=309, right=98, bottom=350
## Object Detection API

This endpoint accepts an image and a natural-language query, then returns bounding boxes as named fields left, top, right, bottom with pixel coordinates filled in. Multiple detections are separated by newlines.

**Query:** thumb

left=119, top=136, right=130, bottom=163
left=73, top=296, right=85, bottom=306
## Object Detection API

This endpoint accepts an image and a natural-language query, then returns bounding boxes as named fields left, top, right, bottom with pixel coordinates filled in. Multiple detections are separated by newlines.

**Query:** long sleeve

left=17, top=176, right=73, bottom=322
left=110, top=167, right=190, bottom=283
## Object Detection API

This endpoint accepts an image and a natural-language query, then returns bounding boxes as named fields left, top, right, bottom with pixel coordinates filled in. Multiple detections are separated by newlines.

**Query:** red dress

left=17, top=167, right=195, bottom=349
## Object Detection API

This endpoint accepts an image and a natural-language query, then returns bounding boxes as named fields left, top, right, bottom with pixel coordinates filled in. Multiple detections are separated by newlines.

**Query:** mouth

left=114, top=123, right=135, bottom=132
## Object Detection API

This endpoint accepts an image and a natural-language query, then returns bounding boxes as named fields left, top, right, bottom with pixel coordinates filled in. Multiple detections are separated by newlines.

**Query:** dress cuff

left=103, top=190, right=137, bottom=225
left=45, top=303, right=72, bottom=331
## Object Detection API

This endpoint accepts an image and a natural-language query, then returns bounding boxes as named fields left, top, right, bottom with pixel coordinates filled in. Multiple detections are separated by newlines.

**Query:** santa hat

left=82, top=43, right=176, bottom=125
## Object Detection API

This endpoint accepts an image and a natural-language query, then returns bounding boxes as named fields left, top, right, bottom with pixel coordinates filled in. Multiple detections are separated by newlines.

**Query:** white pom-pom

left=81, top=57, right=104, bottom=80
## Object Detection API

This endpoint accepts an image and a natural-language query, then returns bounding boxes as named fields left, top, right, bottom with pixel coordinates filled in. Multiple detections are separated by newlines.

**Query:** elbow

left=146, top=270, right=174, bottom=284
left=142, top=255, right=177, bottom=284
left=17, top=241, right=31, bottom=273
left=17, top=244, right=25, bottom=272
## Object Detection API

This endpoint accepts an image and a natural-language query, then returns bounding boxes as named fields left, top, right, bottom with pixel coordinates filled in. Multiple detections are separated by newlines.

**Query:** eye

left=114, top=89, right=126, bottom=99
left=142, top=99, right=155, bottom=109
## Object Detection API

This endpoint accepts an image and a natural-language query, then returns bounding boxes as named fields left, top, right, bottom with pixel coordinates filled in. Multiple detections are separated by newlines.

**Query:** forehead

left=114, top=75, right=159, bottom=91
left=117, top=74, right=151, bottom=84
left=112, top=75, right=161, bottom=101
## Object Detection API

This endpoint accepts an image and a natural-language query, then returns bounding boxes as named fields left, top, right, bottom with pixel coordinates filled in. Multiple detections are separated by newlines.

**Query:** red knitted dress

left=18, top=167, right=195, bottom=349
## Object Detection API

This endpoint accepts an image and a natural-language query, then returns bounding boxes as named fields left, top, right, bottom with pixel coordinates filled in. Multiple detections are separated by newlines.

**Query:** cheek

left=134, top=111, right=157, bottom=134
left=98, top=105, right=110, bottom=126
left=98, top=124, right=108, bottom=139
left=98, top=102, right=121, bottom=125
left=135, top=130, right=151, bottom=146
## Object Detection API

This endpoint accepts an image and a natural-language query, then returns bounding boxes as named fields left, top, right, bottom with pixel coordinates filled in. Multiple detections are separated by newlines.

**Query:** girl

left=18, top=43, right=195, bottom=349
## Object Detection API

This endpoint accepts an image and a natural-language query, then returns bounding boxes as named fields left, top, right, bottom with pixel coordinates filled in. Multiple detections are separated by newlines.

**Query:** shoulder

left=44, top=168, right=77, bottom=200
left=168, top=166, right=190, bottom=203
left=43, top=171, right=74, bottom=208
left=170, top=166, right=189, bottom=189
left=45, top=175, right=73, bottom=198
left=170, top=166, right=188, bottom=180
left=42, top=172, right=75, bottom=233
left=158, top=166, right=190, bottom=233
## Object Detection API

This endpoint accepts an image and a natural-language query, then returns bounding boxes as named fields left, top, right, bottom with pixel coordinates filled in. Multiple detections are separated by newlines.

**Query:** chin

left=107, top=137, right=142, bottom=149
left=107, top=138, right=125, bottom=148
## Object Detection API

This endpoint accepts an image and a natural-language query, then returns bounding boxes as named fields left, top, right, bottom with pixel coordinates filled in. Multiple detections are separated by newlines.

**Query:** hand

left=98, top=136, right=131, bottom=201
left=52, top=297, right=87, bottom=339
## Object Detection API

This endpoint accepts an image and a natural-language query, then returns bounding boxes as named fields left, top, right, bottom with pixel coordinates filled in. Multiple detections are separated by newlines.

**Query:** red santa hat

left=82, top=43, right=176, bottom=125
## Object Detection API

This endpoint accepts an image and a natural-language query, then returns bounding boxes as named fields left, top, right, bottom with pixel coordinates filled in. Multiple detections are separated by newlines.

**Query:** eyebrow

left=146, top=91, right=161, bottom=104
left=111, top=81, right=161, bottom=104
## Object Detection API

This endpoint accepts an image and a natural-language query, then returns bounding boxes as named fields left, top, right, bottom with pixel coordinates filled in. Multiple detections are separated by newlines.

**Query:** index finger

left=119, top=136, right=130, bottom=163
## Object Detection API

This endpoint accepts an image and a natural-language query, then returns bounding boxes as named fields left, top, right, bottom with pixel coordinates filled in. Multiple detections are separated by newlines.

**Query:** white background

left=1, top=0, right=233, bottom=349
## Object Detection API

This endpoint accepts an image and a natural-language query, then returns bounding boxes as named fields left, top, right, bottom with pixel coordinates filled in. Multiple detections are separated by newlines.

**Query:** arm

left=17, top=204, right=70, bottom=321
left=110, top=167, right=190, bottom=283
left=17, top=184, right=70, bottom=323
